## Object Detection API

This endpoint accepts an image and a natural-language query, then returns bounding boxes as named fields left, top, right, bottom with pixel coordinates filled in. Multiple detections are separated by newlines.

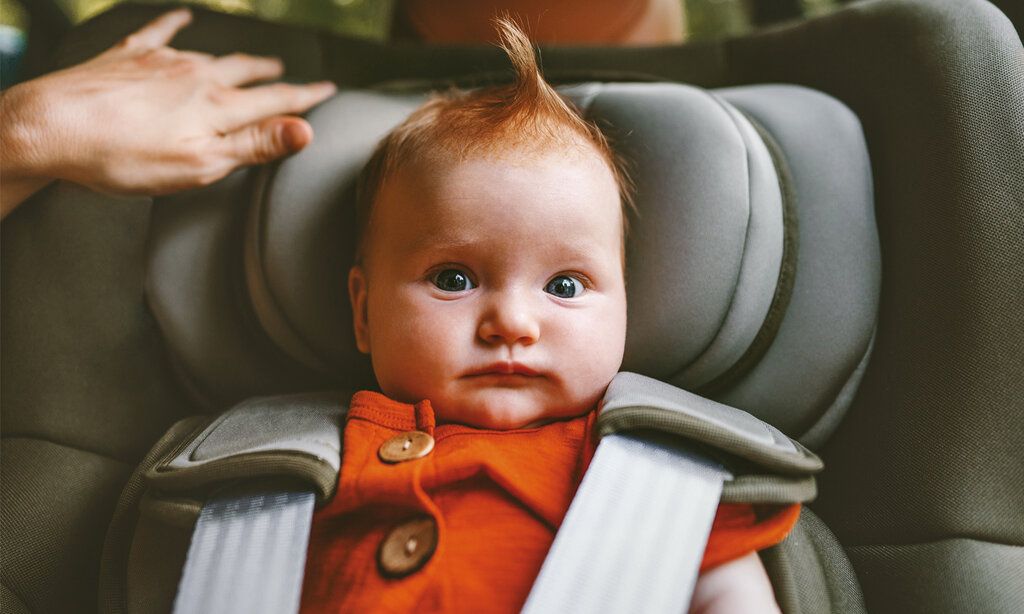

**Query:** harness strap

left=522, top=433, right=730, bottom=614
left=161, top=378, right=814, bottom=613
left=173, top=489, right=316, bottom=614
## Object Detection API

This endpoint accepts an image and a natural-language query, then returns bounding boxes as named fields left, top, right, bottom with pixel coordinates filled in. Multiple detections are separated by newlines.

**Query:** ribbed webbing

left=173, top=490, right=315, bottom=614
left=522, top=434, right=729, bottom=613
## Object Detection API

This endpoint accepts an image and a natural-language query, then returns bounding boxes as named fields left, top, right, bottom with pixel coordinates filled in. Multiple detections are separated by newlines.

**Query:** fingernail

left=316, top=81, right=337, bottom=95
left=279, top=122, right=309, bottom=152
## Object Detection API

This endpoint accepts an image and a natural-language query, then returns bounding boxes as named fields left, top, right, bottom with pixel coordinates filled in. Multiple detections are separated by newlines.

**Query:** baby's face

left=349, top=147, right=627, bottom=429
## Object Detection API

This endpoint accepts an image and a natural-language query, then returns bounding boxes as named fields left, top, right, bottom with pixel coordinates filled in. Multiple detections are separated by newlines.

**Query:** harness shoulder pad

left=599, top=372, right=822, bottom=504
left=146, top=391, right=347, bottom=504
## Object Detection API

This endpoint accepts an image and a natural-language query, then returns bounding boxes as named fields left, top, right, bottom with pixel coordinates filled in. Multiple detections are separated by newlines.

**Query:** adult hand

left=0, top=8, right=336, bottom=218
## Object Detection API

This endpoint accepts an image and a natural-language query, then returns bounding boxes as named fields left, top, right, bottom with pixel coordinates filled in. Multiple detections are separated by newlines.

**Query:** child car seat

left=2, top=1, right=1022, bottom=612
left=118, top=75, right=875, bottom=614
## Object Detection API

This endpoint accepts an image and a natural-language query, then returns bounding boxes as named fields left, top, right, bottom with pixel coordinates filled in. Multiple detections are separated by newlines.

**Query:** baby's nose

left=478, top=295, right=540, bottom=346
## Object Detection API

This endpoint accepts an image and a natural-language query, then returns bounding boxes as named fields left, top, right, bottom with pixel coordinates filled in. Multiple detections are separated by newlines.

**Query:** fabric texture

left=0, top=438, right=131, bottom=614
left=300, top=391, right=799, bottom=613
left=848, top=539, right=1024, bottom=614
left=760, top=507, right=867, bottom=614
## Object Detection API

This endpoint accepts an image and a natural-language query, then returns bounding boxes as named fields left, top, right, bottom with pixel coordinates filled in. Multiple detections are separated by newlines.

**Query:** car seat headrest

left=146, top=82, right=879, bottom=444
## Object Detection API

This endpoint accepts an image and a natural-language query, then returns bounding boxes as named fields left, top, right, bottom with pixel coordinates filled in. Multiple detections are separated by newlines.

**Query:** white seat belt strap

left=172, top=489, right=316, bottom=614
left=522, top=433, right=730, bottom=614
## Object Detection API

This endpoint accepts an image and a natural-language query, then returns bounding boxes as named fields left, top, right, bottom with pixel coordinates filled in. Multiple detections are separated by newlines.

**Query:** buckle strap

left=173, top=489, right=316, bottom=614
left=523, top=433, right=730, bottom=613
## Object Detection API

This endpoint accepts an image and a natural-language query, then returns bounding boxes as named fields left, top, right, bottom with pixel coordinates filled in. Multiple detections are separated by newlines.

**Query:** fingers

left=219, top=117, right=314, bottom=167
left=211, top=53, right=284, bottom=87
left=120, top=8, right=192, bottom=51
left=216, top=81, right=336, bottom=132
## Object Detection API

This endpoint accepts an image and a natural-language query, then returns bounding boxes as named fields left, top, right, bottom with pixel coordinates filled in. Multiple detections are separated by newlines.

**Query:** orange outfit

left=301, top=391, right=799, bottom=613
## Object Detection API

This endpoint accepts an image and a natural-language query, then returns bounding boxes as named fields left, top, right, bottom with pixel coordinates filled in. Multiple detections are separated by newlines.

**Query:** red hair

left=354, top=18, right=633, bottom=261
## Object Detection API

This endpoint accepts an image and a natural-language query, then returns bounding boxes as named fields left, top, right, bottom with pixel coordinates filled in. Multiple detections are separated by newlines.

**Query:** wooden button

left=378, top=516, right=438, bottom=578
left=378, top=431, right=434, bottom=463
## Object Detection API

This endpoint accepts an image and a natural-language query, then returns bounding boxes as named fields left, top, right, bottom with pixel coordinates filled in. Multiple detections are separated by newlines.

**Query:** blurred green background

left=0, top=0, right=844, bottom=87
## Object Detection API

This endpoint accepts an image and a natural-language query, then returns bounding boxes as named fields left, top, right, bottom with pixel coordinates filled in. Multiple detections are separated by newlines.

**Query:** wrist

left=1, top=83, right=58, bottom=217
left=1, top=82, right=57, bottom=177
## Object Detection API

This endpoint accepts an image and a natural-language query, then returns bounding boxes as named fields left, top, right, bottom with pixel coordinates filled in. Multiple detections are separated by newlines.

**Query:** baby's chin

left=433, top=390, right=592, bottom=430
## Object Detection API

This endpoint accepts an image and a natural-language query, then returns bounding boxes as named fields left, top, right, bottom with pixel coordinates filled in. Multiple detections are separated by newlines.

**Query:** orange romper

left=301, top=391, right=800, bottom=613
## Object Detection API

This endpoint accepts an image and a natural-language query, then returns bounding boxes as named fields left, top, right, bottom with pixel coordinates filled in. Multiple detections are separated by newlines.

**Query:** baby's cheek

left=375, top=348, right=435, bottom=400
left=396, top=337, right=472, bottom=405
left=579, top=306, right=626, bottom=359
left=569, top=315, right=626, bottom=392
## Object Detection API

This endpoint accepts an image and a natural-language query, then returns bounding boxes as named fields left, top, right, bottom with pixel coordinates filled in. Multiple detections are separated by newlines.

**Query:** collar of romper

left=348, top=390, right=438, bottom=434
left=345, top=390, right=599, bottom=529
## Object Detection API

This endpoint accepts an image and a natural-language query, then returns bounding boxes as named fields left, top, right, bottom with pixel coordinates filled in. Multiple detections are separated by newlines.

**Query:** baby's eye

left=545, top=275, right=585, bottom=299
left=432, top=268, right=475, bottom=292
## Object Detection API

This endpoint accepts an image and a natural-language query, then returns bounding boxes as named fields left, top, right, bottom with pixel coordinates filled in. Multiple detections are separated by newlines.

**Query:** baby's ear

left=348, top=265, right=371, bottom=354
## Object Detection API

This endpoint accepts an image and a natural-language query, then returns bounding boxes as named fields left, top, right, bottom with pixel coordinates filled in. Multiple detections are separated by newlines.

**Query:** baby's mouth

left=464, top=362, right=542, bottom=377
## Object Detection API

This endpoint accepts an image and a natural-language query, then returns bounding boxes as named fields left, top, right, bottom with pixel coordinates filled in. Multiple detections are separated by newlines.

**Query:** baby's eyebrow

left=400, top=233, right=480, bottom=256
left=402, top=239, right=605, bottom=271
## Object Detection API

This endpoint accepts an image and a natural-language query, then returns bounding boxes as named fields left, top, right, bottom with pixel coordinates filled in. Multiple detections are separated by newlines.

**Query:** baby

left=301, top=20, right=791, bottom=614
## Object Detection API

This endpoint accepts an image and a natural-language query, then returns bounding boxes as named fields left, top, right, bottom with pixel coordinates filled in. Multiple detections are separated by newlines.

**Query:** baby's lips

left=465, top=362, right=542, bottom=377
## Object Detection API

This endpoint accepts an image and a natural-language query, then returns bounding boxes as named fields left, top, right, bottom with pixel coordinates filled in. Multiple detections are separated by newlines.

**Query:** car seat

left=2, top=1, right=1022, bottom=613
left=111, top=69, right=874, bottom=613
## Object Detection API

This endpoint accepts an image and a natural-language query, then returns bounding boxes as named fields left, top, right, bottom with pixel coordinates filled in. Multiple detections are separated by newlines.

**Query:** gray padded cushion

left=165, top=392, right=342, bottom=470
left=246, top=92, right=423, bottom=373
left=1, top=438, right=131, bottom=614
left=760, top=508, right=867, bottom=614
left=848, top=539, right=1024, bottom=614
left=600, top=372, right=822, bottom=471
left=145, top=392, right=346, bottom=502
left=575, top=84, right=786, bottom=391
left=713, top=86, right=879, bottom=435
left=146, top=82, right=879, bottom=438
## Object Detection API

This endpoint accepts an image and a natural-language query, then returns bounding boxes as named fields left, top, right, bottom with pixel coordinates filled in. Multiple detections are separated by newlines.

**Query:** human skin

left=0, top=8, right=335, bottom=219
left=690, top=551, right=781, bottom=614
left=348, top=146, right=628, bottom=430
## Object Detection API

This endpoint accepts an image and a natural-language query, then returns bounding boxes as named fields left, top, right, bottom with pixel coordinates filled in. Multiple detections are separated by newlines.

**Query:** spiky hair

left=353, top=18, right=633, bottom=262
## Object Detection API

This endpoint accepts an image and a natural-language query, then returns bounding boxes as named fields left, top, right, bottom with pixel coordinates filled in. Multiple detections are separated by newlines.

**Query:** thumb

left=222, top=117, right=313, bottom=166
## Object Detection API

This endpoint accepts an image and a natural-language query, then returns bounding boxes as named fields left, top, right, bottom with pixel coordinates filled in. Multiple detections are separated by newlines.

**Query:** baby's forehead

left=359, top=140, right=627, bottom=271
left=391, top=152, right=619, bottom=220
left=405, top=135, right=615, bottom=180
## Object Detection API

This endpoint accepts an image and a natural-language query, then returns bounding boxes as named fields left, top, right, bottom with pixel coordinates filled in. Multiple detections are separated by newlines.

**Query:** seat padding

left=761, top=508, right=867, bottom=614
left=848, top=539, right=1024, bottom=614
left=0, top=438, right=131, bottom=614
left=146, top=82, right=879, bottom=441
